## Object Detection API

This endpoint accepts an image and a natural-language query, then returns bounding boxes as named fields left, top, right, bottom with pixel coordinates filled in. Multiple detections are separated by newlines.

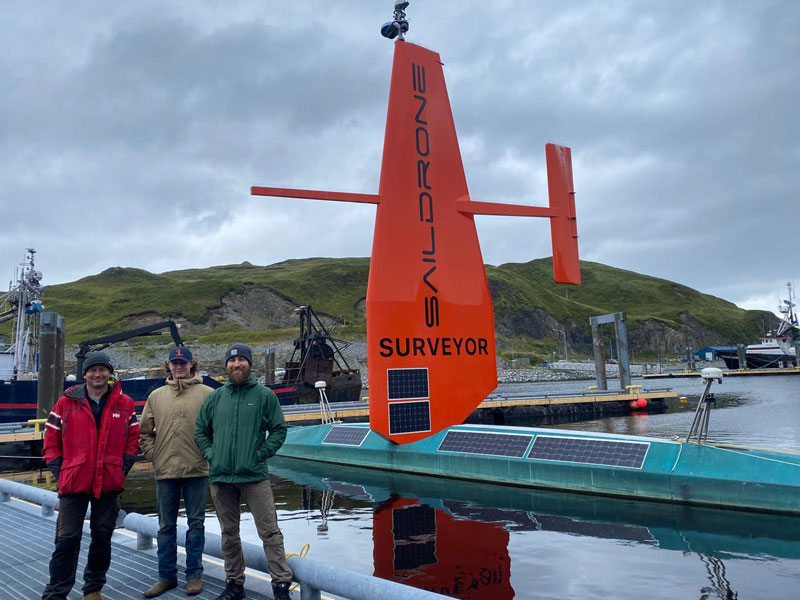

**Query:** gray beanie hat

left=82, top=351, right=114, bottom=375
left=224, top=343, right=253, bottom=365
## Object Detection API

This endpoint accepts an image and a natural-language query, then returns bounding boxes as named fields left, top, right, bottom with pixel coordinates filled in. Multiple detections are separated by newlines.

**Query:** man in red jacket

left=41, top=351, right=139, bottom=600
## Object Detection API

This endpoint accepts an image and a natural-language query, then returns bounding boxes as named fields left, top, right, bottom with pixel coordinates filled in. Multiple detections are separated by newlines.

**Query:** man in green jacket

left=195, top=343, right=293, bottom=600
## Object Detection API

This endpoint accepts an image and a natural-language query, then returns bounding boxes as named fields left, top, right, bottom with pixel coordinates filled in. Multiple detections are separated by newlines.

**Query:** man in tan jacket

left=139, top=347, right=214, bottom=597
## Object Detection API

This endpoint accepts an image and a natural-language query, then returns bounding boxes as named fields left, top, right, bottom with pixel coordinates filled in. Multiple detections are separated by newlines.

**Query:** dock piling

left=265, top=347, right=276, bottom=384
left=37, top=312, right=65, bottom=419
left=737, top=344, right=747, bottom=369
left=591, top=322, right=607, bottom=390
left=590, top=312, right=631, bottom=389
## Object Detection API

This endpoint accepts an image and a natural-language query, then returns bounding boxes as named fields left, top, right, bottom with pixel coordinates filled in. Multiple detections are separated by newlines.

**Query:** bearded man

left=195, top=343, right=293, bottom=600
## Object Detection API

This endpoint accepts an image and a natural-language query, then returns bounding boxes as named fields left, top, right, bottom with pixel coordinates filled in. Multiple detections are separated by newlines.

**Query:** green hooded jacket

left=195, top=373, right=287, bottom=484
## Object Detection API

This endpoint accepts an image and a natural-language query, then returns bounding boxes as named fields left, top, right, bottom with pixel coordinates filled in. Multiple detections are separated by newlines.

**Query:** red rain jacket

left=43, top=381, right=139, bottom=497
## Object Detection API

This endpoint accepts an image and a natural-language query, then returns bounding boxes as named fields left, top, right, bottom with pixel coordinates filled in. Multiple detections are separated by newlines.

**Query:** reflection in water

left=373, top=497, right=512, bottom=599
left=698, top=553, right=738, bottom=600
left=301, top=487, right=337, bottom=536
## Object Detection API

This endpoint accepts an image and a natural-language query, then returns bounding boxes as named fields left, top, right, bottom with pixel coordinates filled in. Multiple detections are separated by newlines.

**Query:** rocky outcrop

left=125, top=286, right=342, bottom=335
left=179, top=285, right=301, bottom=334
left=494, top=307, right=756, bottom=356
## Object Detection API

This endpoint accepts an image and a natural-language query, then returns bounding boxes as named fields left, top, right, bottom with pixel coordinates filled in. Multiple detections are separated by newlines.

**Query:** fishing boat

left=270, top=305, right=362, bottom=405
left=715, top=282, right=798, bottom=369
left=0, top=249, right=46, bottom=422
left=0, top=250, right=44, bottom=380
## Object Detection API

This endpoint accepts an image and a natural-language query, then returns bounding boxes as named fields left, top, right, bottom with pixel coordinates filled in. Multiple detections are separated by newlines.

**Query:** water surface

left=122, top=375, right=800, bottom=599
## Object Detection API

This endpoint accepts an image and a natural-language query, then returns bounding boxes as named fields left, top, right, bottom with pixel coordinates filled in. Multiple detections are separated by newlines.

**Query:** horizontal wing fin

left=251, top=186, right=380, bottom=204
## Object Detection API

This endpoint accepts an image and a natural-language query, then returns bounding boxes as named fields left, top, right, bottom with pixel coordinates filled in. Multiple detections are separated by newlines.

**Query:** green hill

left=45, top=258, right=370, bottom=341
left=32, top=257, right=773, bottom=363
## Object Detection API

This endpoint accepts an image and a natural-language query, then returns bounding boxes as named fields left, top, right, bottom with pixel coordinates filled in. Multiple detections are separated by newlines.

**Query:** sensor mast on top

left=381, top=2, right=410, bottom=40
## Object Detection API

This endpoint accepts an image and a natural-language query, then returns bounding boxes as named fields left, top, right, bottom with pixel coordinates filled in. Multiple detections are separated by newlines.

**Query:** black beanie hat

left=224, top=343, right=253, bottom=366
left=82, top=351, right=114, bottom=375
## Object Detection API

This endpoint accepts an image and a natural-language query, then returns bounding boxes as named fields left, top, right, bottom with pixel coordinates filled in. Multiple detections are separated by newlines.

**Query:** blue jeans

left=156, top=477, right=208, bottom=581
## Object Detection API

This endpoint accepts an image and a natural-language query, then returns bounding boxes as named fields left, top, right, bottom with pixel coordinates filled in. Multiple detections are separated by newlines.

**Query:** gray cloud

left=1, top=1, right=797, bottom=316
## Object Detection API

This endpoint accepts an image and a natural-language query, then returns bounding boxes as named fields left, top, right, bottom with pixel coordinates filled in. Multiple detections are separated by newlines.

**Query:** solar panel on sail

left=387, top=368, right=429, bottom=400
left=437, top=430, right=533, bottom=458
left=388, top=401, right=431, bottom=435
left=322, top=426, right=370, bottom=446
left=527, top=435, right=649, bottom=469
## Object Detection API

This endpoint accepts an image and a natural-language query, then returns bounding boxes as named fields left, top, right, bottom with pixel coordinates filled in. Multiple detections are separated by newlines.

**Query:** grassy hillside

left=489, top=259, right=767, bottom=342
left=43, top=258, right=370, bottom=342
left=27, top=257, right=773, bottom=356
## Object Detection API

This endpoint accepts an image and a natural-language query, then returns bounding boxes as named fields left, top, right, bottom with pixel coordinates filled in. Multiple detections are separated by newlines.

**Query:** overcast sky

left=1, top=1, right=797, bottom=316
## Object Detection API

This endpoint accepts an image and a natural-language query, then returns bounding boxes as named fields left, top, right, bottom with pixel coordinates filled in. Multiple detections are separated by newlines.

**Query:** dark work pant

left=155, top=476, right=208, bottom=581
left=41, top=492, right=120, bottom=600
left=209, top=480, right=292, bottom=585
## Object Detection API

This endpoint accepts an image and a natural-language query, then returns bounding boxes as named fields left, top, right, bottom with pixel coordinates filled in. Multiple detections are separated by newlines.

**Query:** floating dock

left=0, top=389, right=676, bottom=435
left=0, top=427, right=42, bottom=444
left=0, top=387, right=676, bottom=467
left=644, top=368, right=800, bottom=379
left=278, top=423, right=800, bottom=515
left=282, top=388, right=676, bottom=425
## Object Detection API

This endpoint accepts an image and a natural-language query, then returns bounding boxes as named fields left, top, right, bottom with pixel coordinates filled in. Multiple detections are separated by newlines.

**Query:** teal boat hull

left=278, top=423, right=800, bottom=515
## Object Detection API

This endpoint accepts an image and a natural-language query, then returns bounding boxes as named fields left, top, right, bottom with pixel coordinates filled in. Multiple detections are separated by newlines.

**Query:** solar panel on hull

left=388, top=401, right=431, bottom=435
left=387, top=368, right=429, bottom=400
left=322, top=426, right=370, bottom=446
left=527, top=435, right=649, bottom=469
left=438, top=430, right=533, bottom=458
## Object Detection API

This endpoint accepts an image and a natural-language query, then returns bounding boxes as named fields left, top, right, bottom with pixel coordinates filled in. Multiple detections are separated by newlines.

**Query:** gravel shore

left=68, top=342, right=702, bottom=386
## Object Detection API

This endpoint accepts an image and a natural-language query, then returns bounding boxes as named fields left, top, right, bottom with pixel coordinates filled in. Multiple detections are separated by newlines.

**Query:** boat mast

left=776, top=281, right=797, bottom=338
left=1, top=249, right=44, bottom=379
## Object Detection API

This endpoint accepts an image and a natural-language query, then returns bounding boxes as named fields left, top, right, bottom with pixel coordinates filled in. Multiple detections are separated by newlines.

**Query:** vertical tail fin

left=546, top=143, right=580, bottom=285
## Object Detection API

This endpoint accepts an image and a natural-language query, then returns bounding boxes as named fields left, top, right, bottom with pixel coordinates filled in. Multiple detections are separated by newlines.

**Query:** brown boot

left=143, top=580, right=178, bottom=597
left=186, top=578, right=204, bottom=595
left=84, top=593, right=106, bottom=600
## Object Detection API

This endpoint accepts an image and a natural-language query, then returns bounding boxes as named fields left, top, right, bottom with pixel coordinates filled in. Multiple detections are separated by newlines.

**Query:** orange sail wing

left=365, top=41, right=497, bottom=443
left=252, top=40, right=580, bottom=444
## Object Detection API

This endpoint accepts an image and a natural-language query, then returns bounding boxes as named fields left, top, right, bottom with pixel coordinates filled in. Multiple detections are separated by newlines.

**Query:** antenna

left=686, top=367, right=723, bottom=444
left=380, top=2, right=410, bottom=40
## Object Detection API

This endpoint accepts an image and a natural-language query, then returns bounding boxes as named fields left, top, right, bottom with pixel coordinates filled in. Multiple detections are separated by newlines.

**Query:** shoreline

left=70, top=342, right=708, bottom=386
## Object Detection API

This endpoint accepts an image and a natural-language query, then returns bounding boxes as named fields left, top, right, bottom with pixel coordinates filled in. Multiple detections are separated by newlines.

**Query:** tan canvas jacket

left=139, top=374, right=213, bottom=479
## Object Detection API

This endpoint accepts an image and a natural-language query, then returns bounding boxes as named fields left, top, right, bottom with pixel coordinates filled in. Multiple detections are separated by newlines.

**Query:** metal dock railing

left=0, top=478, right=448, bottom=600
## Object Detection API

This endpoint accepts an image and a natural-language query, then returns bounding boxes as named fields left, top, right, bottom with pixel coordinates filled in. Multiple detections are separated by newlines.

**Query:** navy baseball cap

left=168, top=346, right=193, bottom=363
